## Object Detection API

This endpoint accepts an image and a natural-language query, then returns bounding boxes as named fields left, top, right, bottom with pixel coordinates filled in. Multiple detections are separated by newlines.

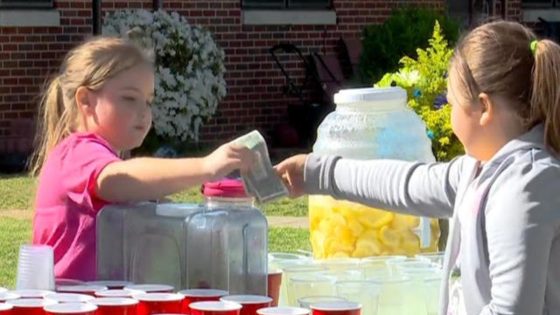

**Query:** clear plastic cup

left=91, top=297, right=139, bottom=315
left=415, top=252, right=445, bottom=269
left=369, top=275, right=415, bottom=315
left=360, top=256, right=404, bottom=280
left=423, top=275, right=443, bottom=315
left=335, top=281, right=379, bottom=315
left=281, top=265, right=325, bottom=307
left=288, top=274, right=336, bottom=307
left=16, top=245, right=55, bottom=290
left=43, top=302, right=97, bottom=315
left=297, top=296, right=347, bottom=309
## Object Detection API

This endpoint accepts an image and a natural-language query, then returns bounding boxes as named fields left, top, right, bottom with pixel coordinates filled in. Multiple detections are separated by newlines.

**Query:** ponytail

left=530, top=39, right=560, bottom=156
left=29, top=75, right=70, bottom=175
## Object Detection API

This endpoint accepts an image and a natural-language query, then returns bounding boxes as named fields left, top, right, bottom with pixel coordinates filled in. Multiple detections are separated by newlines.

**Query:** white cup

left=16, top=244, right=55, bottom=290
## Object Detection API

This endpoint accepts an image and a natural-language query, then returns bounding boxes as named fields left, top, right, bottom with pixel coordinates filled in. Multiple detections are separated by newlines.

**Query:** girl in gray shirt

left=276, top=21, right=560, bottom=315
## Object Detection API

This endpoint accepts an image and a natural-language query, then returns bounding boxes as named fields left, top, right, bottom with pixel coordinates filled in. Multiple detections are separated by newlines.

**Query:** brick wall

left=0, top=0, right=522, bottom=155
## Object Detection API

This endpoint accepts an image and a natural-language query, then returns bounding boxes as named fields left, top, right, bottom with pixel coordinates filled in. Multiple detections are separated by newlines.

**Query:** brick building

left=0, top=0, right=529, bottom=166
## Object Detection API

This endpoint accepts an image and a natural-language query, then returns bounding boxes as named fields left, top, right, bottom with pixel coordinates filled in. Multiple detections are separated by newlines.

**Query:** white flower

left=102, top=9, right=227, bottom=142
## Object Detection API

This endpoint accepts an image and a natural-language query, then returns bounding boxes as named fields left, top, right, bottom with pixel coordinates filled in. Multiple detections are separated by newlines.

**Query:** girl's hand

left=202, top=142, right=256, bottom=181
left=274, top=154, right=308, bottom=198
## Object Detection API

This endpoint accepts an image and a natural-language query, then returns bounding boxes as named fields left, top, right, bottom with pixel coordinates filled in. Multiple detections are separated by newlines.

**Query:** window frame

left=0, top=0, right=54, bottom=9
left=241, top=0, right=332, bottom=10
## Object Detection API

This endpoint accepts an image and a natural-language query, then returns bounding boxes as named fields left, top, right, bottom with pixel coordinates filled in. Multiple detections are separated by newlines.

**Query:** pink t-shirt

left=33, top=132, right=120, bottom=281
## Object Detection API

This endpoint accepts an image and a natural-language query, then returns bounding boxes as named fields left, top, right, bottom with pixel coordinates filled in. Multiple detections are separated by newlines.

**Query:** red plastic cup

left=44, top=293, right=94, bottom=303
left=257, top=307, right=310, bottom=315
left=11, top=290, right=54, bottom=299
left=310, top=302, right=361, bottom=315
left=91, top=298, right=138, bottom=315
left=7, top=298, right=57, bottom=315
left=125, top=284, right=174, bottom=293
left=190, top=301, right=242, bottom=315
left=44, top=303, right=97, bottom=315
left=267, top=270, right=282, bottom=307
left=57, top=286, right=108, bottom=296
left=220, top=295, right=272, bottom=315
left=95, top=289, right=145, bottom=298
left=179, top=289, right=229, bottom=313
left=86, top=281, right=133, bottom=290
left=0, top=303, right=12, bottom=315
left=0, top=292, right=20, bottom=303
left=133, top=293, right=184, bottom=315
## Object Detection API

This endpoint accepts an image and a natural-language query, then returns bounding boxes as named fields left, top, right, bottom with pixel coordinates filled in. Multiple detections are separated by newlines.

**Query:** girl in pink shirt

left=30, top=37, right=255, bottom=281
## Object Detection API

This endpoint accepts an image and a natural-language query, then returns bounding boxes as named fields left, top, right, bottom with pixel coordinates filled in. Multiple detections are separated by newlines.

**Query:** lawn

left=0, top=174, right=310, bottom=288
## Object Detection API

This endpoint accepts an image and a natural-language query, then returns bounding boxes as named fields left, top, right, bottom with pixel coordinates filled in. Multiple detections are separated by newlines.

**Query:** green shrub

left=360, top=7, right=460, bottom=83
left=375, top=22, right=464, bottom=161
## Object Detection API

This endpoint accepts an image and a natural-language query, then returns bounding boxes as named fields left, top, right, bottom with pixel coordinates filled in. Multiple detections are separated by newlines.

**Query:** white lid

left=0, top=303, right=12, bottom=311
left=179, top=289, right=229, bottom=297
left=311, top=301, right=361, bottom=311
left=45, top=293, right=94, bottom=303
left=44, top=302, right=97, bottom=313
left=132, top=293, right=184, bottom=302
left=7, top=298, right=57, bottom=308
left=334, top=87, right=407, bottom=105
left=95, top=289, right=145, bottom=297
left=189, top=301, right=242, bottom=311
left=257, top=307, right=310, bottom=315
left=125, top=284, right=174, bottom=292
left=221, top=295, right=272, bottom=304
left=91, top=298, right=138, bottom=306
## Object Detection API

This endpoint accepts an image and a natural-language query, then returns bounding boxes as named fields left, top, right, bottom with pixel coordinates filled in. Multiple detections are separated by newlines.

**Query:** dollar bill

left=233, top=130, right=288, bottom=203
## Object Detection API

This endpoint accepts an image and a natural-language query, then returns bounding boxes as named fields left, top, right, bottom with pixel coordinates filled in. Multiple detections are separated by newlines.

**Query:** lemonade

left=309, top=195, right=440, bottom=259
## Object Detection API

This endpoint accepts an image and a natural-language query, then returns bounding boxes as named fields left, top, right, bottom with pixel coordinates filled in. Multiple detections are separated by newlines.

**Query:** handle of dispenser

left=412, top=217, right=431, bottom=248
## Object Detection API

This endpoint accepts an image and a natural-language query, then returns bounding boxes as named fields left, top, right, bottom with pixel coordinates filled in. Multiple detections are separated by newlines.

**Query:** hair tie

left=530, top=40, right=538, bottom=56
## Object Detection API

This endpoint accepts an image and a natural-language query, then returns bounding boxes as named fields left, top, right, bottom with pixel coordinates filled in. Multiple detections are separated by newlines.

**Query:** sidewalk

left=266, top=216, right=309, bottom=229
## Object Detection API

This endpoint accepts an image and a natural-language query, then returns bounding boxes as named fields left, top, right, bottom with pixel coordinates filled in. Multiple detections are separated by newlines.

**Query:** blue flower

left=433, top=93, right=447, bottom=109
left=427, top=129, right=435, bottom=140
left=413, top=88, right=422, bottom=98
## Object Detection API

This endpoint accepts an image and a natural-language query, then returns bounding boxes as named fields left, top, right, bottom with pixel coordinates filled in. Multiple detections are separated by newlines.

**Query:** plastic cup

left=179, top=289, right=229, bottom=313
left=10, top=290, right=54, bottom=299
left=360, top=256, right=404, bottom=280
left=297, top=297, right=346, bottom=309
left=190, top=301, right=242, bottom=315
left=44, top=293, right=94, bottom=303
left=221, top=295, right=272, bottom=315
left=335, top=281, right=379, bottom=315
left=310, top=302, right=361, bottom=315
left=287, top=274, right=336, bottom=307
left=415, top=252, right=445, bottom=269
left=94, top=289, right=145, bottom=298
left=86, top=281, right=133, bottom=290
left=16, top=245, right=55, bottom=290
left=91, top=298, right=138, bottom=315
left=281, top=265, right=325, bottom=307
left=0, top=292, right=20, bottom=303
left=43, top=303, right=97, bottom=315
left=125, top=284, right=174, bottom=293
left=423, top=276, right=443, bottom=315
left=257, top=307, right=310, bottom=315
left=0, top=303, right=12, bottom=315
left=133, top=293, right=184, bottom=315
left=268, top=270, right=282, bottom=307
left=369, top=275, right=414, bottom=315
left=56, top=286, right=107, bottom=296
left=7, top=298, right=57, bottom=315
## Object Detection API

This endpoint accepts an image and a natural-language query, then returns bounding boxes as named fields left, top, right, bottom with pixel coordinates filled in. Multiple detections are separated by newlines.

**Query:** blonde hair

left=29, top=37, right=153, bottom=175
left=450, top=20, right=560, bottom=155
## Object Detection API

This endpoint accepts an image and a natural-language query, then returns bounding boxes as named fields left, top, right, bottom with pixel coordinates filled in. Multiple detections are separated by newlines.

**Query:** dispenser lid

left=202, top=178, right=248, bottom=198
left=333, top=87, right=406, bottom=105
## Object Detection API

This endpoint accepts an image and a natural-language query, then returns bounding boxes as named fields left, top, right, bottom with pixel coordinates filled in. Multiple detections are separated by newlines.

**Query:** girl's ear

left=478, top=92, right=494, bottom=127
left=75, top=86, right=95, bottom=115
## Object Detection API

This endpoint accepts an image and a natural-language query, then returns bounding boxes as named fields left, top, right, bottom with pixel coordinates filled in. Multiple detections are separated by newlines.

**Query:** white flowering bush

left=103, top=9, right=227, bottom=141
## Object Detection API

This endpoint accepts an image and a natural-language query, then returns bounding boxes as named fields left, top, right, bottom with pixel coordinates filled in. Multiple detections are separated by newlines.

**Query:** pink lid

left=202, top=179, right=248, bottom=198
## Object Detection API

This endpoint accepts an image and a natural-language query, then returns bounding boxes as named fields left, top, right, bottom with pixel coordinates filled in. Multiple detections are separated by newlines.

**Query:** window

left=521, top=0, right=555, bottom=8
left=242, top=0, right=332, bottom=9
left=0, top=0, right=53, bottom=9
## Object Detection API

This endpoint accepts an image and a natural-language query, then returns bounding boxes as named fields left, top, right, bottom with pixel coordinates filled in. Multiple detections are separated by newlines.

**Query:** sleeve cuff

left=303, top=153, right=341, bottom=195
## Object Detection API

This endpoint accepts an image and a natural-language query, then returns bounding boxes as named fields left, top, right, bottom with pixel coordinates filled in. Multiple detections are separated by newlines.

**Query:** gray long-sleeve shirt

left=303, top=124, right=560, bottom=315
